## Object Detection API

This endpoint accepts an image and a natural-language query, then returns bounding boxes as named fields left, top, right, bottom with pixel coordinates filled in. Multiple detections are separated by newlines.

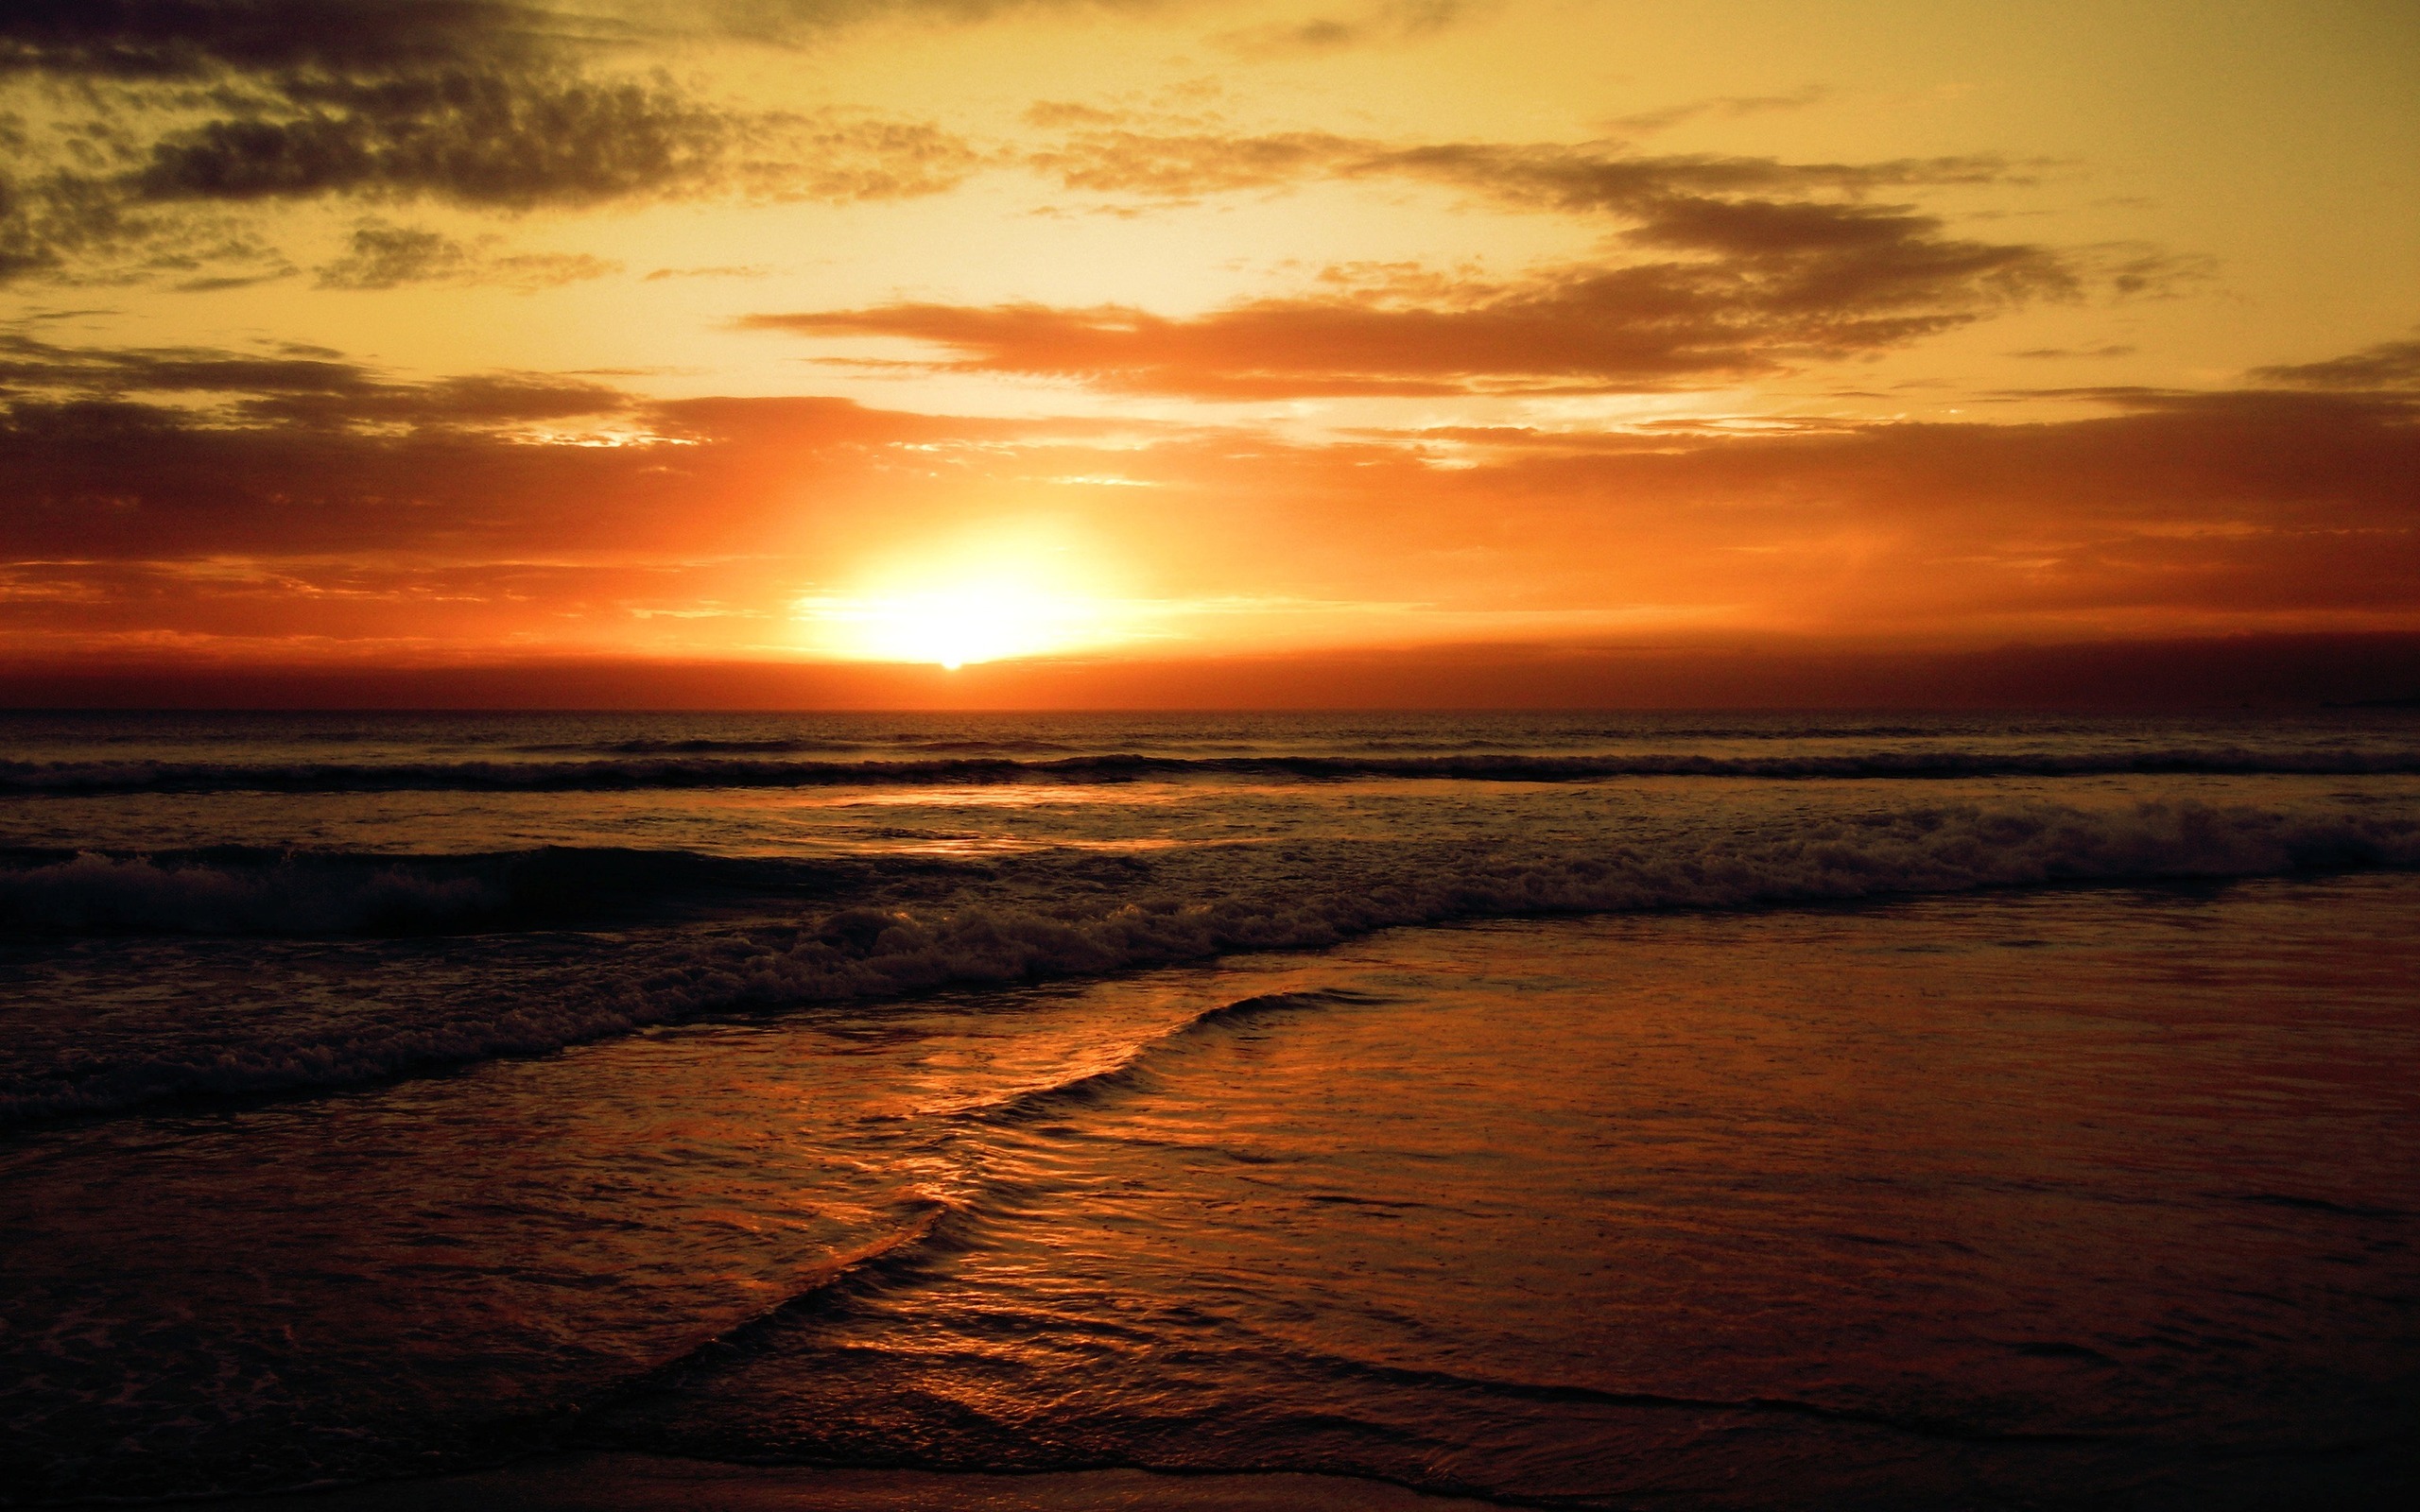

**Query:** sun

left=794, top=548, right=1132, bottom=668
left=851, top=581, right=1096, bottom=669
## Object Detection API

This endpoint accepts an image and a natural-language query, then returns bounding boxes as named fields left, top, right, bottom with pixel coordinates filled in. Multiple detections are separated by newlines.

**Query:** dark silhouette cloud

left=1, top=334, right=382, bottom=398
left=0, top=1, right=1154, bottom=78
left=309, top=219, right=620, bottom=290
left=2011, top=344, right=2135, bottom=359
left=1600, top=87, right=1829, bottom=138
left=1026, top=129, right=2022, bottom=206
left=1027, top=128, right=1368, bottom=198
left=0, top=334, right=628, bottom=430
left=131, top=72, right=734, bottom=208
left=2, top=341, right=2411, bottom=654
left=0, top=365, right=1153, bottom=563
left=696, top=2, right=1185, bottom=45
left=788, top=132, right=2094, bottom=396
left=0, top=2, right=984, bottom=284
left=0, top=0, right=1180, bottom=78
left=1212, top=1, right=1474, bottom=59
left=745, top=207, right=2074, bottom=397
left=0, top=1, right=562, bottom=80
left=313, top=221, right=476, bottom=287
left=2252, top=336, right=2420, bottom=391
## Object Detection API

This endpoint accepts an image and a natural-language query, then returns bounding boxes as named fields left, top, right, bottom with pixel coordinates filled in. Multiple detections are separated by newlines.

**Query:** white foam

left=6, top=800, right=2414, bottom=1125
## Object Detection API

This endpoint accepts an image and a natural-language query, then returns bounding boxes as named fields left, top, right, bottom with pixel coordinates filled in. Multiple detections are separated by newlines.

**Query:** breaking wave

left=5, top=799, right=2414, bottom=1125
left=0, top=846, right=873, bottom=936
left=6, top=746, right=2419, bottom=794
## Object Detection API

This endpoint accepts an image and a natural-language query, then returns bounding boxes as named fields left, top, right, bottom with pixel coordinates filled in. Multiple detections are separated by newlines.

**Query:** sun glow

left=794, top=549, right=1132, bottom=668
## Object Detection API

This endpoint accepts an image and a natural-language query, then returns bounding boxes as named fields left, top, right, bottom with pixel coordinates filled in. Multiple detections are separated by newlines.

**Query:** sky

left=2, top=0, right=2415, bottom=707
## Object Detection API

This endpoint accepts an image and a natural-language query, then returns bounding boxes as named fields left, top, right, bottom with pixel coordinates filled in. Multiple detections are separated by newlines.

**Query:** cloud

left=721, top=128, right=2125, bottom=397
left=0, top=356, right=1152, bottom=567
left=314, top=220, right=475, bottom=287
left=131, top=71, right=735, bottom=208
left=0, top=12, right=2068, bottom=299
left=0, top=0, right=1179, bottom=77
left=642, top=263, right=772, bottom=280
left=2010, top=344, right=2135, bottom=360
left=0, top=1, right=563, bottom=80
left=1344, top=384, right=2420, bottom=625
left=692, top=2, right=1187, bottom=46
left=314, top=218, right=621, bottom=289
left=1026, top=128, right=1363, bottom=198
left=1024, top=129, right=2024, bottom=206
left=2250, top=336, right=2420, bottom=391
left=1600, top=87, right=1830, bottom=138
left=0, top=4, right=981, bottom=284
left=1, top=101, right=975, bottom=285
left=1212, top=1, right=1477, bottom=59
left=0, top=333, right=628, bottom=430
left=3, top=338, right=2412, bottom=660
left=746, top=196, right=2076, bottom=397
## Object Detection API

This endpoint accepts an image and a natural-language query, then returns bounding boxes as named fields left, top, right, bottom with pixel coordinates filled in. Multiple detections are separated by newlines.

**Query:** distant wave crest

left=5, top=799, right=2414, bottom=1125
left=5, top=746, right=2418, bottom=795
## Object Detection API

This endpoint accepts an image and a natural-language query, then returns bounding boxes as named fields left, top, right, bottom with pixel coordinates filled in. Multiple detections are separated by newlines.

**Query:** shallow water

left=3, top=712, right=2416, bottom=1505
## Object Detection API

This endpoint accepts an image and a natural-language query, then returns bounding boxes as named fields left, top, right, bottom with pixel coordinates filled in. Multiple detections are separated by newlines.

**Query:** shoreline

left=194, top=1452, right=1505, bottom=1511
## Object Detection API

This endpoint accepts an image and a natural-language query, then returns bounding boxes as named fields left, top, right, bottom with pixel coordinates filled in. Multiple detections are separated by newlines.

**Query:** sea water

left=3, top=711, right=2416, bottom=1506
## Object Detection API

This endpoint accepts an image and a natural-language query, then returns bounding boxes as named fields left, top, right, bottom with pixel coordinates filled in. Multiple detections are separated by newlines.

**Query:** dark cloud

left=1026, top=129, right=2024, bottom=206
left=314, top=221, right=475, bottom=287
left=0, top=361, right=2411, bottom=686
left=3, top=344, right=2411, bottom=647
left=0, top=1, right=1179, bottom=77
left=0, top=9, right=2077, bottom=300
left=0, top=334, right=627, bottom=431
left=0, top=362, right=1154, bottom=565
left=0, top=3, right=982, bottom=284
left=132, top=71, right=733, bottom=208
left=642, top=263, right=771, bottom=280
left=1383, top=383, right=2419, bottom=610
left=0, top=101, right=973, bottom=284
left=2251, top=336, right=2420, bottom=391
left=483, top=249, right=621, bottom=287
left=312, top=220, right=620, bottom=290
left=1212, top=1, right=1473, bottom=59
left=113, top=72, right=977, bottom=213
left=695, top=2, right=1184, bottom=45
left=0, top=1, right=564, bottom=80
left=233, top=370, right=630, bottom=427
left=1375, top=142, right=2029, bottom=212
left=0, top=333, right=379, bottom=397
left=745, top=204, right=2074, bottom=398
left=735, top=129, right=2117, bottom=396
left=0, top=391, right=666, bottom=564
left=2010, top=344, right=2135, bottom=359
left=1600, top=88, right=1829, bottom=138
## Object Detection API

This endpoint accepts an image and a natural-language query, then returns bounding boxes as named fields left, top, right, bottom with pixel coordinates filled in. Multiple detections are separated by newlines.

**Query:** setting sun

left=795, top=562, right=1129, bottom=669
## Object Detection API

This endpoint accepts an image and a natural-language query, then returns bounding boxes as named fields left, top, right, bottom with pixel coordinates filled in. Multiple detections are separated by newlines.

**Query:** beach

left=5, top=711, right=2417, bottom=1508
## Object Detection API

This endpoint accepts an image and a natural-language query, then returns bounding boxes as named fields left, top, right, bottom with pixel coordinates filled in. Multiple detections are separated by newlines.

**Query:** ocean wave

left=0, top=851, right=504, bottom=936
left=6, top=799, right=2413, bottom=1126
left=5, top=746, right=2418, bottom=795
left=922, top=989, right=1365, bottom=1125
left=0, top=846, right=872, bottom=936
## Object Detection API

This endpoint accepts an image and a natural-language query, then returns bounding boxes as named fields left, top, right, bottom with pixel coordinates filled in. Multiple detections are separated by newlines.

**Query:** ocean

left=3, top=709, right=2416, bottom=1509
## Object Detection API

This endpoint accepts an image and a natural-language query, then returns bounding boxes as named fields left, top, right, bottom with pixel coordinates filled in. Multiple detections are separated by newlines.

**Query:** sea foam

left=5, top=799, right=2411, bottom=1125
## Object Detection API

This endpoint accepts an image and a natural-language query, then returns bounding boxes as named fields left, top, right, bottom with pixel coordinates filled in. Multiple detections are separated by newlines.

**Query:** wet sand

left=200, top=1452, right=1497, bottom=1511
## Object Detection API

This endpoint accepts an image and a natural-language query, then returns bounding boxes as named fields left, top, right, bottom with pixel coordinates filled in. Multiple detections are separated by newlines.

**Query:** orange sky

left=2, top=1, right=2415, bottom=705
